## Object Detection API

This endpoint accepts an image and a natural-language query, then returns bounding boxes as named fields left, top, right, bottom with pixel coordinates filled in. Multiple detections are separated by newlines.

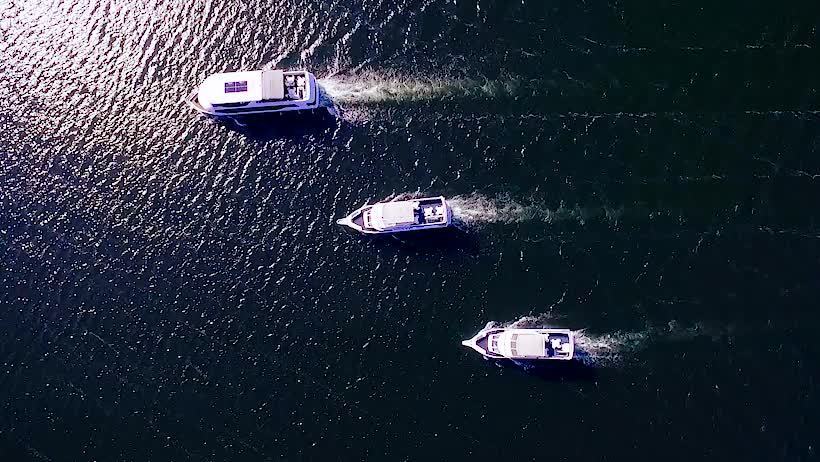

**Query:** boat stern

left=543, top=329, right=575, bottom=360
left=563, top=330, right=576, bottom=360
left=442, top=197, right=454, bottom=226
left=306, top=71, right=320, bottom=108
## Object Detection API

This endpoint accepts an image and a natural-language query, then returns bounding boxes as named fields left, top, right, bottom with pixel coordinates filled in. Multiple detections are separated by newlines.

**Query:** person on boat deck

left=296, top=76, right=306, bottom=98
left=413, top=202, right=424, bottom=223
left=285, top=76, right=297, bottom=100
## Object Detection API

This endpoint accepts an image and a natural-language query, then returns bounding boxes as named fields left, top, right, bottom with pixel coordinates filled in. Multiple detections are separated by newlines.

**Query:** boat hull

left=462, top=327, right=575, bottom=361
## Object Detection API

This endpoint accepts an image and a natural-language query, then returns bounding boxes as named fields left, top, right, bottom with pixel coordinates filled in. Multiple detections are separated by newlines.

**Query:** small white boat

left=336, top=196, right=452, bottom=234
left=462, top=327, right=575, bottom=361
left=186, top=69, right=319, bottom=117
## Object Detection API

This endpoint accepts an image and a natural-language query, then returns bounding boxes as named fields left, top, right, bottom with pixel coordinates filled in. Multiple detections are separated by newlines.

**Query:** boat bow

left=336, top=206, right=366, bottom=232
left=336, top=216, right=354, bottom=227
left=461, top=329, right=490, bottom=356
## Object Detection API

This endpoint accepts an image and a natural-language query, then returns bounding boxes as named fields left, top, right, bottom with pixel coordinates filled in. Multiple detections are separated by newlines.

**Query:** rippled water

left=2, top=0, right=820, bottom=460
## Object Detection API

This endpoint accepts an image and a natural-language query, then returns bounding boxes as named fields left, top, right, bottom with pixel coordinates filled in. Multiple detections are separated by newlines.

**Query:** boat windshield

left=488, top=334, right=500, bottom=353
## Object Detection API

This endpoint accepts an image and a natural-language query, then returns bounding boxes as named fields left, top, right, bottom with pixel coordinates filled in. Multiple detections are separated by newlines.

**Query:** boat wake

left=447, top=193, right=624, bottom=227
left=572, top=320, right=736, bottom=367
left=318, top=72, right=525, bottom=105
left=572, top=329, right=649, bottom=367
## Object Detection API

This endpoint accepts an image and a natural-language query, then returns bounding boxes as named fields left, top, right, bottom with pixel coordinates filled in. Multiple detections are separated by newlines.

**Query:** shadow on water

left=348, top=227, right=482, bottom=256
left=212, top=108, right=340, bottom=140
left=493, top=358, right=598, bottom=382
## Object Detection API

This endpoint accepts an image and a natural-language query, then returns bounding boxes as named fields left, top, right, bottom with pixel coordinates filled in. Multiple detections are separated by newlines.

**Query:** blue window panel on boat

left=224, top=81, right=248, bottom=93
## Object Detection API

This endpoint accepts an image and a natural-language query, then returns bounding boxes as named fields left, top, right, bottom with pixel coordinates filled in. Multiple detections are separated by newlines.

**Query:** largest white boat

left=462, top=326, right=575, bottom=361
left=186, top=69, right=319, bottom=116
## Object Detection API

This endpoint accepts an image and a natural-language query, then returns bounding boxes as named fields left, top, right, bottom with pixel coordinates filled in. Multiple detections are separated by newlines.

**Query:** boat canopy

left=199, top=70, right=285, bottom=105
left=370, top=202, right=418, bottom=230
left=502, top=332, right=545, bottom=357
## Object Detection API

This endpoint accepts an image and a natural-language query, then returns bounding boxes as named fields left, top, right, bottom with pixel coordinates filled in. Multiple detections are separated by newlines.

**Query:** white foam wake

left=318, top=72, right=525, bottom=105
left=447, top=193, right=624, bottom=227
left=572, top=329, right=649, bottom=366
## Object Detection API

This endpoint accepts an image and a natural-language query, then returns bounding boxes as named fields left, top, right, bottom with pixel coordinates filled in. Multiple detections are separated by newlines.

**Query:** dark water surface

left=2, top=0, right=820, bottom=460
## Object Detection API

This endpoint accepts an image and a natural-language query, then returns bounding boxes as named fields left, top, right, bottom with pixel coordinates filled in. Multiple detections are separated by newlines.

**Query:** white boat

left=462, top=327, right=575, bottom=361
left=186, top=69, right=319, bottom=116
left=336, top=196, right=452, bottom=234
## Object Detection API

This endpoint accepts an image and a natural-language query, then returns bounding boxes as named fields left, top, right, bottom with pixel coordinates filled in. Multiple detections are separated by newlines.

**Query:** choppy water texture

left=2, top=0, right=820, bottom=461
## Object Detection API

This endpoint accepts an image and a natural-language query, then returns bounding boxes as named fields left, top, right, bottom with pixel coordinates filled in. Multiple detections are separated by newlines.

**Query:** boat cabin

left=487, top=331, right=573, bottom=359
left=363, top=199, right=448, bottom=231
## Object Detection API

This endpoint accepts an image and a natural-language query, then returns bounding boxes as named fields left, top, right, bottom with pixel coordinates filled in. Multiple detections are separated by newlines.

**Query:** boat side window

left=214, top=104, right=299, bottom=114
left=224, top=81, right=248, bottom=93
left=213, top=102, right=250, bottom=108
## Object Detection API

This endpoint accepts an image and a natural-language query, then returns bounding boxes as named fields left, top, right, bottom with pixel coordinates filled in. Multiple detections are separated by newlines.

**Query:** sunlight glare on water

left=1, top=0, right=820, bottom=460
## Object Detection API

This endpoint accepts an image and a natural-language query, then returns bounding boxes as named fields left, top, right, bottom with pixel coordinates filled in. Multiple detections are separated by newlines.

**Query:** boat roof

left=199, top=70, right=285, bottom=104
left=370, top=202, right=417, bottom=230
left=506, top=332, right=546, bottom=356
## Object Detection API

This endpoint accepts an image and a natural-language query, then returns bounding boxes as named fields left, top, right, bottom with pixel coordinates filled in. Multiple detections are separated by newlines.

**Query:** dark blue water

left=2, top=1, right=820, bottom=460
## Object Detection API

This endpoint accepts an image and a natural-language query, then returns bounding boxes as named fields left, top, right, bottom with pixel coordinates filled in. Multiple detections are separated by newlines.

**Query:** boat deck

left=545, top=332, right=572, bottom=358
left=416, top=199, right=447, bottom=224
left=477, top=336, right=489, bottom=352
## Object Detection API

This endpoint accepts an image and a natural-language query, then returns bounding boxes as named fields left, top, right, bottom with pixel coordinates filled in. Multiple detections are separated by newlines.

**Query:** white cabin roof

left=370, top=202, right=418, bottom=230
left=514, top=333, right=547, bottom=356
left=499, top=331, right=545, bottom=357
left=198, top=70, right=285, bottom=105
